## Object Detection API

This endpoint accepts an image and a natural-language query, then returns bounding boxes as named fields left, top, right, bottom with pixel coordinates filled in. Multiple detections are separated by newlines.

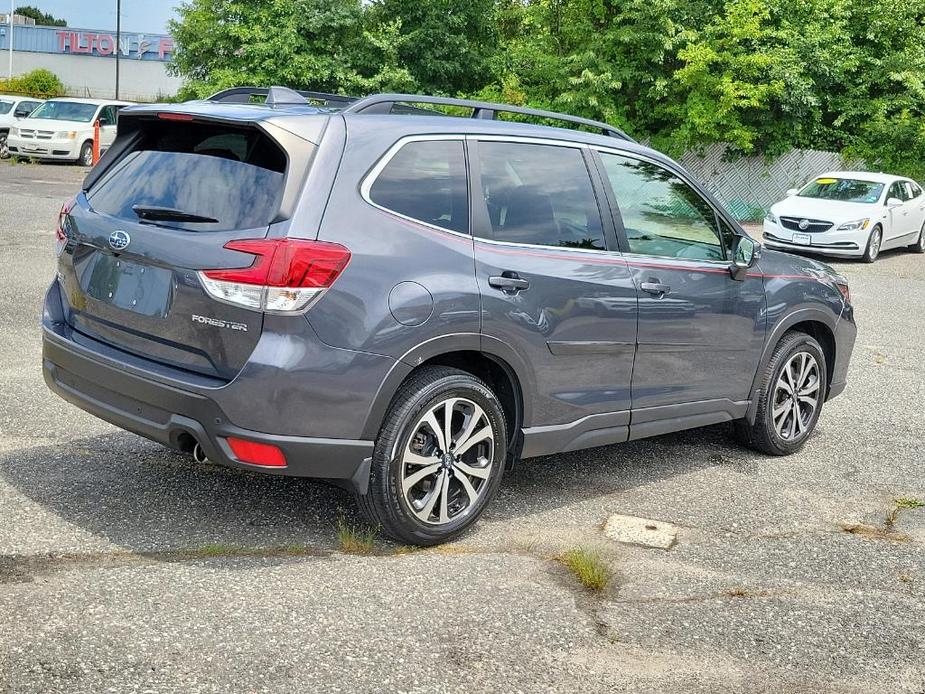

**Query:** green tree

left=366, top=0, right=498, bottom=94
left=14, top=5, right=67, bottom=26
left=169, top=0, right=414, bottom=99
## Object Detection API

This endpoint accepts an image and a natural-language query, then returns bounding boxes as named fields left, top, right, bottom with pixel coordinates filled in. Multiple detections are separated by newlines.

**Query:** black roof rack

left=207, top=86, right=357, bottom=108
left=344, top=93, right=633, bottom=141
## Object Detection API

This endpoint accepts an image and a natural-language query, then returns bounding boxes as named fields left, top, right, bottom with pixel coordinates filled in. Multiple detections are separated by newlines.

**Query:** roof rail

left=206, top=86, right=357, bottom=108
left=343, top=93, right=633, bottom=141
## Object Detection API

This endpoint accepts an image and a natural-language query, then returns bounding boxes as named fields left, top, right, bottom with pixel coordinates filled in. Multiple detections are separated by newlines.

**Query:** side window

left=368, top=139, right=469, bottom=234
left=476, top=142, right=605, bottom=250
left=99, top=106, right=116, bottom=126
left=910, top=182, right=923, bottom=199
left=888, top=182, right=907, bottom=202
left=902, top=181, right=918, bottom=200
left=599, top=152, right=725, bottom=261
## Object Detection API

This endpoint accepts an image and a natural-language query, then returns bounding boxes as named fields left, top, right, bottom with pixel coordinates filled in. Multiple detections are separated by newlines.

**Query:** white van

left=0, top=94, right=44, bottom=158
left=6, top=97, right=132, bottom=165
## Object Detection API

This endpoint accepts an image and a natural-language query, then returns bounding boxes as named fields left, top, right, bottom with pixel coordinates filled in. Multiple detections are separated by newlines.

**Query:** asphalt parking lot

left=1, top=160, right=923, bottom=693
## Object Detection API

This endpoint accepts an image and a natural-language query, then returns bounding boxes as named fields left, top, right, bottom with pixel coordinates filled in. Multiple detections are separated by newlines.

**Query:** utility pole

left=8, top=0, right=13, bottom=80
left=114, top=0, right=121, bottom=99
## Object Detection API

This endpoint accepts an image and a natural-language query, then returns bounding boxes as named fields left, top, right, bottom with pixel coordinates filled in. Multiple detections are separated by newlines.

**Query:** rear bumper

left=42, top=323, right=374, bottom=491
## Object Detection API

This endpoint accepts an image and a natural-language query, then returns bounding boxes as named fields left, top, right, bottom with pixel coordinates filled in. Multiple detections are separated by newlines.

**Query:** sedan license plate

left=792, top=232, right=811, bottom=246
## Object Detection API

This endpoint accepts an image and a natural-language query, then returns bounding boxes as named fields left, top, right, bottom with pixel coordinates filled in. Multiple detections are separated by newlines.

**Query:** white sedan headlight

left=8, top=127, right=17, bottom=137
left=54, top=131, right=78, bottom=140
left=765, top=211, right=778, bottom=224
left=836, top=218, right=870, bottom=231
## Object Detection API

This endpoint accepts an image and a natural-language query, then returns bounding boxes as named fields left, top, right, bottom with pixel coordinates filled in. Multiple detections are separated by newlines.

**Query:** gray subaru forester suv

left=42, top=87, right=856, bottom=545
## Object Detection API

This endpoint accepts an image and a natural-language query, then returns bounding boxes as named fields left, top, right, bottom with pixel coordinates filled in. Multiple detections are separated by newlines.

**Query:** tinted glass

left=888, top=182, right=908, bottom=202
left=98, top=106, right=116, bottom=126
left=0, top=101, right=12, bottom=115
left=477, top=142, right=604, bottom=249
left=29, top=101, right=98, bottom=123
left=600, top=153, right=724, bottom=261
left=369, top=140, right=469, bottom=234
left=798, top=177, right=884, bottom=203
left=88, top=122, right=289, bottom=232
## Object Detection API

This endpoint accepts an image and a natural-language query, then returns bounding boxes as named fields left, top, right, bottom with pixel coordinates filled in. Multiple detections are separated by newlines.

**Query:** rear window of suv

left=88, top=120, right=289, bottom=232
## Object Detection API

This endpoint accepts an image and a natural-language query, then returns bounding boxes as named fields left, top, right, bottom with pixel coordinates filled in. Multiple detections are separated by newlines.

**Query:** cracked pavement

left=1, top=160, right=923, bottom=693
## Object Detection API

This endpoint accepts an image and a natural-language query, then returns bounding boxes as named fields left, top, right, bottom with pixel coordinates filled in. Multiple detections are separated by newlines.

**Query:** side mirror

left=786, top=188, right=799, bottom=196
left=730, top=236, right=759, bottom=281
left=886, top=197, right=903, bottom=208
left=14, top=107, right=30, bottom=118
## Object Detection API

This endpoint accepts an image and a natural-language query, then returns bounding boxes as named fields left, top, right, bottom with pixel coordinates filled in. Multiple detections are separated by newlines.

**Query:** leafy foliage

left=0, top=69, right=65, bottom=98
left=14, top=5, right=66, bottom=26
left=168, top=0, right=925, bottom=179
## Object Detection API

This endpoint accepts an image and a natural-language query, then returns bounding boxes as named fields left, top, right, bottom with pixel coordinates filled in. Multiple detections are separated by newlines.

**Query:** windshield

left=28, top=101, right=98, bottom=123
left=798, top=177, right=884, bottom=204
left=0, top=101, right=12, bottom=115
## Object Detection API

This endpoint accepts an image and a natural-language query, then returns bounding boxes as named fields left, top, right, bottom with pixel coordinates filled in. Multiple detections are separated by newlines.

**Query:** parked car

left=41, top=88, right=857, bottom=545
left=763, top=171, right=925, bottom=262
left=0, top=94, right=44, bottom=158
left=6, top=97, right=132, bottom=165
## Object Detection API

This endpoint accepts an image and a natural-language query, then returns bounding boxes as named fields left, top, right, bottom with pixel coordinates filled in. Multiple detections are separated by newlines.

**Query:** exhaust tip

left=192, top=442, right=208, bottom=464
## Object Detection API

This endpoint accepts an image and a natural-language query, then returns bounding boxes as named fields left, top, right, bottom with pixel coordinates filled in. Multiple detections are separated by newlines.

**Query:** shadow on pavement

left=0, top=424, right=745, bottom=552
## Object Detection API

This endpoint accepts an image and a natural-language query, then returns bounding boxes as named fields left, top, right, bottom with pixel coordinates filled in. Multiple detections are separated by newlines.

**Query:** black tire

left=356, top=366, right=508, bottom=546
left=861, top=225, right=882, bottom=263
left=734, top=331, right=827, bottom=456
left=909, top=223, right=925, bottom=254
left=79, top=141, right=94, bottom=167
left=0, top=131, right=8, bottom=160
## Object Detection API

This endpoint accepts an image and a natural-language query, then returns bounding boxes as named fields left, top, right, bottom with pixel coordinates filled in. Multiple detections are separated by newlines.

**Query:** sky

left=20, top=1, right=180, bottom=34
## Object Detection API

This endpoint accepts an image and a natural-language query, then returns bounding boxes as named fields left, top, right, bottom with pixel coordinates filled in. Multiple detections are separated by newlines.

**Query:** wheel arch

left=745, top=309, right=837, bottom=423
left=359, top=334, right=529, bottom=461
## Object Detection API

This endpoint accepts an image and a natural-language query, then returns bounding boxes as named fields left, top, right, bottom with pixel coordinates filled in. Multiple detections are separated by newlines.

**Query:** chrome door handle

left=640, top=282, right=670, bottom=296
left=489, top=273, right=530, bottom=293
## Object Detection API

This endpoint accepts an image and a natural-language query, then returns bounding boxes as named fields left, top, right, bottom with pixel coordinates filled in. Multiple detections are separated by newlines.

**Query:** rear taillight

left=55, top=198, right=75, bottom=256
left=198, top=238, right=351, bottom=313
left=835, top=280, right=850, bottom=304
left=226, top=437, right=287, bottom=467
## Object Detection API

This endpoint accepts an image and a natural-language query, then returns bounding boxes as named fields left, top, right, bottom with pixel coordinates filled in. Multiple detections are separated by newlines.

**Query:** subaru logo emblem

left=798, top=219, right=810, bottom=231
left=109, top=230, right=130, bottom=251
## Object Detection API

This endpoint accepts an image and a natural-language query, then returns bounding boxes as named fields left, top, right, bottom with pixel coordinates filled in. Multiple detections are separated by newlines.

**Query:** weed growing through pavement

left=335, top=517, right=379, bottom=555
left=886, top=497, right=924, bottom=528
left=558, top=548, right=613, bottom=591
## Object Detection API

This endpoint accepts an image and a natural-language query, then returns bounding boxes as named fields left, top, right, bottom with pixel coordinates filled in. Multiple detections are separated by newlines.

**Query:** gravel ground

left=1, top=160, right=923, bottom=693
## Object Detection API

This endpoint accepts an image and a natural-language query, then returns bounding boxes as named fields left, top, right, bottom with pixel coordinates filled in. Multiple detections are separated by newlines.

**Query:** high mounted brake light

left=157, top=112, right=195, bottom=121
left=198, top=238, right=351, bottom=313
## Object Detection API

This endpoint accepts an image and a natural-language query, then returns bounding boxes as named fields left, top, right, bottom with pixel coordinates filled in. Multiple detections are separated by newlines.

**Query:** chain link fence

left=677, top=144, right=864, bottom=221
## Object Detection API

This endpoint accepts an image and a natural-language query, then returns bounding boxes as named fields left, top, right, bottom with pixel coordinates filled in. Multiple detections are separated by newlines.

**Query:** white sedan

left=763, top=171, right=925, bottom=262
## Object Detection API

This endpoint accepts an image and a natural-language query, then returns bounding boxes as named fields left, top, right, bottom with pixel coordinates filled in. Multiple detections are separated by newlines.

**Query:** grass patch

left=841, top=523, right=911, bottom=543
left=178, top=543, right=320, bottom=559
left=558, top=548, right=613, bottom=591
left=886, top=497, right=924, bottom=528
left=335, top=517, right=378, bottom=555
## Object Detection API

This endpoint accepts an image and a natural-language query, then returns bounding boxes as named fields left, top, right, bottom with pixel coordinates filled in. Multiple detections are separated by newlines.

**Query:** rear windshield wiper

left=132, top=205, right=219, bottom=224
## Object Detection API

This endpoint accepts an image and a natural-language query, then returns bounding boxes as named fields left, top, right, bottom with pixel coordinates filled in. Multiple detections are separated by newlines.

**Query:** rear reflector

left=199, top=238, right=351, bottom=313
left=226, top=437, right=287, bottom=467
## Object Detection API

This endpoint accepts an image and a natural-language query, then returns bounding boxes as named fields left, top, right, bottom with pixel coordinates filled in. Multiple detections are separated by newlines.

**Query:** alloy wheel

left=400, top=397, right=494, bottom=525
left=0, top=134, right=8, bottom=159
left=868, top=229, right=881, bottom=260
left=772, top=351, right=820, bottom=441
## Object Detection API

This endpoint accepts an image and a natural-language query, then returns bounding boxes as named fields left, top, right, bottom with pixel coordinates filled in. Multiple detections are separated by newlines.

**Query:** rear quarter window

left=88, top=121, right=290, bottom=232
left=367, top=139, right=469, bottom=234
